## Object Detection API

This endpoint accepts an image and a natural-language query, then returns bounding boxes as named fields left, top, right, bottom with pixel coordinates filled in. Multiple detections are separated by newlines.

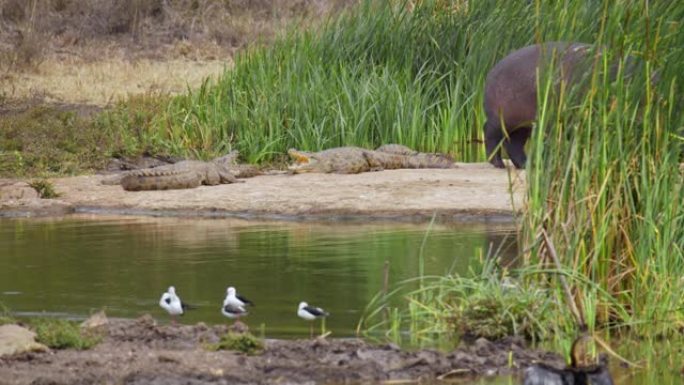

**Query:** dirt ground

left=0, top=316, right=562, bottom=385
left=0, top=163, right=525, bottom=221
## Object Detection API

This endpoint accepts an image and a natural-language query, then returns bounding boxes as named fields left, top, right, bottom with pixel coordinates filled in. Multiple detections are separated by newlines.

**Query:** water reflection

left=0, top=215, right=516, bottom=338
left=473, top=362, right=684, bottom=385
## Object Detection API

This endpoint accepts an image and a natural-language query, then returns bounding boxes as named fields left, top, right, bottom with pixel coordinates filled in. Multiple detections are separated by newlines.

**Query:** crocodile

left=103, top=151, right=260, bottom=191
left=287, top=144, right=455, bottom=174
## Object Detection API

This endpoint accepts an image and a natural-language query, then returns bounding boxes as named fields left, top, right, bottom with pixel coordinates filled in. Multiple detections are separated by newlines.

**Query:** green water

left=0, top=214, right=516, bottom=337
left=1, top=215, right=680, bottom=383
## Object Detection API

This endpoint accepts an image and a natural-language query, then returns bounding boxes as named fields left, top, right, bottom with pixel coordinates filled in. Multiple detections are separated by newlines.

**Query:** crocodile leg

left=362, top=151, right=386, bottom=172
left=218, top=170, right=242, bottom=184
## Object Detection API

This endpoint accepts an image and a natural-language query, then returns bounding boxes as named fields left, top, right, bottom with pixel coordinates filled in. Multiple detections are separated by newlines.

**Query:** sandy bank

left=1, top=163, right=525, bottom=222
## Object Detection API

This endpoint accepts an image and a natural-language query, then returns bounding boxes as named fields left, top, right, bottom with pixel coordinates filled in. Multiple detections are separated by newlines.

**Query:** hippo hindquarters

left=483, top=42, right=591, bottom=169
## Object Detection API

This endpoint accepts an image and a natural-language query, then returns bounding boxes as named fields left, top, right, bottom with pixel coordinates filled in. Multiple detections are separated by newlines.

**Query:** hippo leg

left=504, top=126, right=532, bottom=169
left=485, top=120, right=505, bottom=168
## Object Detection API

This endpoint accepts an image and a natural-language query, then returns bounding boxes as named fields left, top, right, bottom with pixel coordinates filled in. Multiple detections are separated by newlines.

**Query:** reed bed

left=116, top=0, right=545, bottom=161
left=350, top=0, right=684, bottom=346
left=524, top=0, right=684, bottom=338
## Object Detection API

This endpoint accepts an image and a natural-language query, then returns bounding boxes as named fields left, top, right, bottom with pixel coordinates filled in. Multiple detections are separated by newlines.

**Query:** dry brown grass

left=0, top=0, right=354, bottom=177
left=0, top=0, right=354, bottom=106
left=2, top=54, right=229, bottom=106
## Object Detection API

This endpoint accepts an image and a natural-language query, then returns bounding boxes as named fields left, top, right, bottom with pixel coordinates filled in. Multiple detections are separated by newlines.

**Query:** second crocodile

left=104, top=151, right=260, bottom=191
left=287, top=144, right=456, bottom=174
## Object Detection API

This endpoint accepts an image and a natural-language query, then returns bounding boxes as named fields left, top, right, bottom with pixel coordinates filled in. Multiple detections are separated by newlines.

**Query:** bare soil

left=0, top=164, right=525, bottom=221
left=0, top=316, right=562, bottom=385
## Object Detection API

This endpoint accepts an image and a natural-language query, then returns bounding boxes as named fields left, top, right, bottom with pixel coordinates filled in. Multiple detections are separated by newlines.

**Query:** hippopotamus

left=483, top=42, right=595, bottom=169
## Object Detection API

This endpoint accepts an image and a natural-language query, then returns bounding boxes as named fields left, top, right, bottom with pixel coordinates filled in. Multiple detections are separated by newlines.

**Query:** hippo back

left=484, top=42, right=592, bottom=130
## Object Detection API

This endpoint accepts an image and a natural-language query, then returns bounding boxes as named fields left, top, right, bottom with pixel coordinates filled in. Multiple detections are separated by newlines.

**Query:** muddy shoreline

left=0, top=317, right=561, bottom=385
left=0, top=164, right=525, bottom=223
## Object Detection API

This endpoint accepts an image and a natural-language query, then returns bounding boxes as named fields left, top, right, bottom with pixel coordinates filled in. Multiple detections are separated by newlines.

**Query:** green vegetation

left=359, top=0, right=684, bottom=347
left=112, top=0, right=492, bottom=162
left=0, top=302, right=16, bottom=325
left=206, top=332, right=264, bottom=355
left=28, top=179, right=59, bottom=198
left=26, top=318, right=102, bottom=350
left=360, top=257, right=558, bottom=348
left=523, top=0, right=684, bottom=338
left=0, top=107, right=117, bottom=177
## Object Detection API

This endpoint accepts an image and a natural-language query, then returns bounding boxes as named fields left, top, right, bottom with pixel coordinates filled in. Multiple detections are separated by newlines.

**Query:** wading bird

left=221, top=302, right=248, bottom=320
left=224, top=286, right=254, bottom=308
left=297, top=301, right=329, bottom=338
left=159, top=286, right=190, bottom=324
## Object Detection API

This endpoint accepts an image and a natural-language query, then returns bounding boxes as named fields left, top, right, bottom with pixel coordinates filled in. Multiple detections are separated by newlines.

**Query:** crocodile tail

left=376, top=144, right=418, bottom=156
left=121, top=171, right=201, bottom=191
left=408, top=153, right=456, bottom=168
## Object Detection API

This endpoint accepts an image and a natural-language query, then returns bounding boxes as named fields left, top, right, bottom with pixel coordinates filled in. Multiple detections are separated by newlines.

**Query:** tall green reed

left=356, top=0, right=683, bottom=345
left=121, top=0, right=551, bottom=161
left=524, top=0, right=684, bottom=337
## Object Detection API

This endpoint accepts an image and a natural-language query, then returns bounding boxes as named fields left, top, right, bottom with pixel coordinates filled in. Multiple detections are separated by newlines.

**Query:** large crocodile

left=103, top=151, right=260, bottom=191
left=287, top=144, right=455, bottom=174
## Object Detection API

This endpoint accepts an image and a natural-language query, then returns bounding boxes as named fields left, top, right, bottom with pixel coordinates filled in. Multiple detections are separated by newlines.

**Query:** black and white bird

left=297, top=301, right=329, bottom=337
left=221, top=303, right=248, bottom=320
left=297, top=301, right=329, bottom=320
left=223, top=286, right=254, bottom=308
left=159, top=286, right=189, bottom=324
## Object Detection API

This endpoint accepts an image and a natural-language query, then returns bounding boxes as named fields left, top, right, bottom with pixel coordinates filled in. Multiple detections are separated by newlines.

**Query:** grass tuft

left=361, top=255, right=558, bottom=348
left=28, top=179, right=59, bottom=198
left=206, top=332, right=264, bottom=355
left=27, top=318, right=102, bottom=350
left=0, top=302, right=16, bottom=326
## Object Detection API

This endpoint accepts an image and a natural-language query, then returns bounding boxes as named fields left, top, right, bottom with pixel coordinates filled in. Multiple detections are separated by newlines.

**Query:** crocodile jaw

left=287, top=161, right=319, bottom=174
left=287, top=149, right=319, bottom=173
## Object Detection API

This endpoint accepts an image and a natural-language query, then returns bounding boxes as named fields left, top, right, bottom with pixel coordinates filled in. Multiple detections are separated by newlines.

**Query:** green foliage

left=206, top=332, right=264, bottom=355
left=28, top=318, right=102, bottom=350
left=522, top=0, right=684, bottom=338
left=28, top=179, right=59, bottom=198
left=358, top=0, right=683, bottom=345
left=97, top=93, right=174, bottom=158
left=0, top=107, right=114, bottom=177
left=0, top=302, right=16, bottom=326
left=455, top=286, right=548, bottom=341
left=361, top=255, right=558, bottom=348
left=122, top=0, right=509, bottom=163
left=0, top=97, right=178, bottom=177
